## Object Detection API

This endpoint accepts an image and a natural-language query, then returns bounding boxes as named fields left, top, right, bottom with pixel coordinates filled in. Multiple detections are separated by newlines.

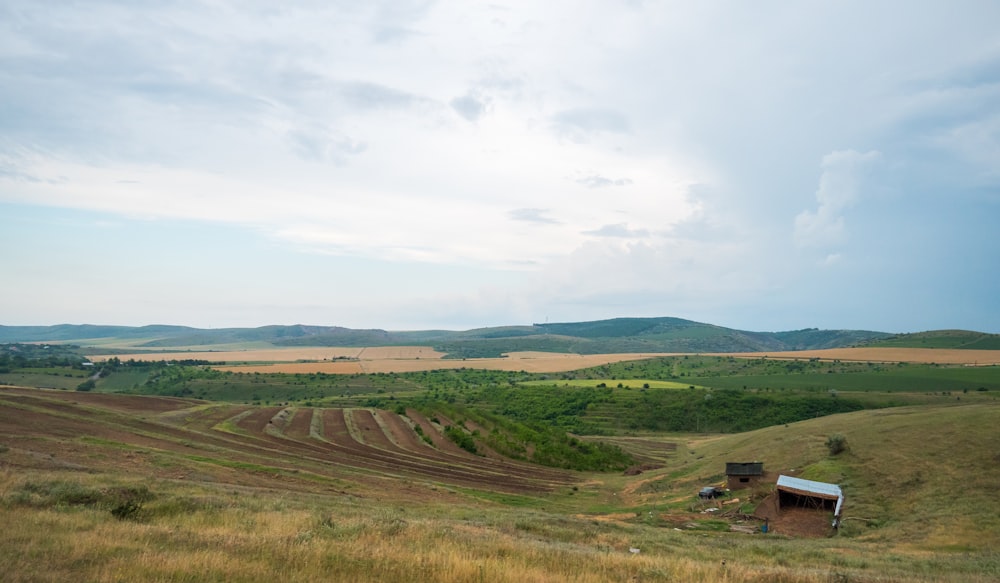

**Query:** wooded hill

left=0, top=317, right=898, bottom=356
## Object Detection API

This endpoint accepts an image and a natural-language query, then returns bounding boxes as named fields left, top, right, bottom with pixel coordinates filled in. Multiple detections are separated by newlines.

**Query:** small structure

left=698, top=486, right=725, bottom=499
left=775, top=475, right=844, bottom=527
left=726, top=461, right=764, bottom=489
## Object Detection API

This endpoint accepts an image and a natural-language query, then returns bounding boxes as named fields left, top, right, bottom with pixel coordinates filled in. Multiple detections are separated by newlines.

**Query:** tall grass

left=2, top=468, right=997, bottom=582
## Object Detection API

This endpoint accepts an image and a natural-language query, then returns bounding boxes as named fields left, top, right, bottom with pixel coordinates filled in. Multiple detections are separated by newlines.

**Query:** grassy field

left=1, top=389, right=998, bottom=582
left=520, top=379, right=700, bottom=389
left=3, top=347, right=1000, bottom=581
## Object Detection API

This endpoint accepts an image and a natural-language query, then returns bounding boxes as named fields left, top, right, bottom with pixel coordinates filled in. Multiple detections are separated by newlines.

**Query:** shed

left=775, top=475, right=844, bottom=526
left=725, top=461, right=764, bottom=489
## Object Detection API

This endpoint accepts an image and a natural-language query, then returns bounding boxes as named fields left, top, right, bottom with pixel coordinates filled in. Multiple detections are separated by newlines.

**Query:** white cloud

left=550, top=108, right=631, bottom=142
left=794, top=150, right=882, bottom=248
left=2, top=1, right=999, bottom=332
left=582, top=223, right=649, bottom=238
left=450, top=92, right=490, bottom=122
left=576, top=175, right=633, bottom=188
left=509, top=208, right=560, bottom=224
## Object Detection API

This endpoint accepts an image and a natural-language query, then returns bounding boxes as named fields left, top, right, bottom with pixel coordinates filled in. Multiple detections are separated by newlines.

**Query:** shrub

left=826, top=433, right=848, bottom=455
left=443, top=425, right=478, bottom=454
left=110, top=499, right=143, bottom=521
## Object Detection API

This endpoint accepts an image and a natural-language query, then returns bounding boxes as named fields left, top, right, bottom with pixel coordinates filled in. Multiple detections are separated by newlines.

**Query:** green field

left=520, top=379, right=701, bottom=389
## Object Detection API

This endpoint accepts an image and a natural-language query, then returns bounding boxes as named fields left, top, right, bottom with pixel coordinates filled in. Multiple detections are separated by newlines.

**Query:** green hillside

left=1, top=317, right=899, bottom=355
left=609, top=402, right=1000, bottom=549
left=867, top=330, right=1000, bottom=349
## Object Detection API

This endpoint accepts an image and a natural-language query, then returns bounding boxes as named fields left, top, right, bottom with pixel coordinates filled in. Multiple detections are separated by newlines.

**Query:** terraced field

left=0, top=387, right=575, bottom=497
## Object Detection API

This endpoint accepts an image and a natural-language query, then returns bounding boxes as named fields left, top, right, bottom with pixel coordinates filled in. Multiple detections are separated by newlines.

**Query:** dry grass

left=2, top=398, right=999, bottom=582
left=614, top=402, right=1000, bottom=551
left=0, top=474, right=959, bottom=583
left=2, top=468, right=996, bottom=583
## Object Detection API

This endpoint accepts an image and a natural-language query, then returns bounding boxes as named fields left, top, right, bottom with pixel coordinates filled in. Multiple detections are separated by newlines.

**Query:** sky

left=1, top=1, right=999, bottom=333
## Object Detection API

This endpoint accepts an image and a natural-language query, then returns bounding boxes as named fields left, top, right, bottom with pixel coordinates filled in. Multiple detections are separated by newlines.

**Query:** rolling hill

left=0, top=317, right=893, bottom=356
left=865, top=329, right=1000, bottom=350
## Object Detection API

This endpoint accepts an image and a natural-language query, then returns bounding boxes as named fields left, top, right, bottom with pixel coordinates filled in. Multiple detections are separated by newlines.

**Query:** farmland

left=88, top=346, right=1000, bottom=374
left=3, top=340, right=1000, bottom=581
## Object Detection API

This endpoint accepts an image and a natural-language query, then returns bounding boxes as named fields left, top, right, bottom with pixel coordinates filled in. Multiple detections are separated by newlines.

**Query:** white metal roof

left=776, top=475, right=844, bottom=517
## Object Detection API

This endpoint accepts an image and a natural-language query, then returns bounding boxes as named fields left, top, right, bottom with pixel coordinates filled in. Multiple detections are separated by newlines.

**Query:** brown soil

left=372, top=409, right=430, bottom=452
left=0, top=386, right=198, bottom=413
left=404, top=410, right=469, bottom=456
left=283, top=408, right=315, bottom=440
left=347, top=409, right=404, bottom=452
left=235, top=407, right=284, bottom=434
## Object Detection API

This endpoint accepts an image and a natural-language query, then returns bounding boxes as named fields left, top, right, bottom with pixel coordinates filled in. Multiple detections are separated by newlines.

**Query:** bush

left=443, top=425, right=478, bottom=454
left=110, top=499, right=144, bottom=521
left=826, top=433, right=848, bottom=455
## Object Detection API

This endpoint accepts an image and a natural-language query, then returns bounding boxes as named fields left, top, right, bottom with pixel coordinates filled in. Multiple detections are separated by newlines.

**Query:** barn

left=725, top=461, right=764, bottom=490
left=775, top=475, right=844, bottom=527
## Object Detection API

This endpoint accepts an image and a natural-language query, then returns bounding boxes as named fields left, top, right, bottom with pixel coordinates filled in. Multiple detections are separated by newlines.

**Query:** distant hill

left=0, top=317, right=898, bottom=356
left=864, top=329, right=1000, bottom=350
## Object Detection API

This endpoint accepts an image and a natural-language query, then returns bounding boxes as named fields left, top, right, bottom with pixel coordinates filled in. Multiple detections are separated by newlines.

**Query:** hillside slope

left=616, top=402, right=1000, bottom=549
left=867, top=329, right=1000, bottom=350
left=0, top=317, right=894, bottom=355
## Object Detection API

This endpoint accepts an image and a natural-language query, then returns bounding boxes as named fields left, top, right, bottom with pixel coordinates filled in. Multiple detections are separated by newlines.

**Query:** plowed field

left=0, top=387, right=574, bottom=497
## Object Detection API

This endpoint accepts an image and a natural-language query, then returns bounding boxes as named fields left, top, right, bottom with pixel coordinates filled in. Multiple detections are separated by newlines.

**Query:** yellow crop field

left=91, top=346, right=445, bottom=364
left=93, top=346, right=1000, bottom=375
left=214, top=351, right=681, bottom=374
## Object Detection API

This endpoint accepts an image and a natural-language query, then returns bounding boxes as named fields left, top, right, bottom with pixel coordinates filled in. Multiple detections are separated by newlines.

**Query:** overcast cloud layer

left=2, top=1, right=998, bottom=333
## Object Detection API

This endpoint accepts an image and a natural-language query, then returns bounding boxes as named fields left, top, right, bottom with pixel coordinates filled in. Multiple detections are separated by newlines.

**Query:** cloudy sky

left=2, top=1, right=998, bottom=333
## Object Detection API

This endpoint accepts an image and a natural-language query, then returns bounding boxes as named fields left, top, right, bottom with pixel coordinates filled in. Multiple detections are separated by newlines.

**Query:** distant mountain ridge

left=0, top=317, right=900, bottom=357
